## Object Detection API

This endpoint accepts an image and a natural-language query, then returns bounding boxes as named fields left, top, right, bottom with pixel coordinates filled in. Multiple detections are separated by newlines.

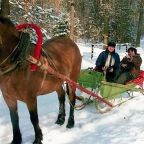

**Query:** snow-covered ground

left=0, top=43, right=144, bottom=144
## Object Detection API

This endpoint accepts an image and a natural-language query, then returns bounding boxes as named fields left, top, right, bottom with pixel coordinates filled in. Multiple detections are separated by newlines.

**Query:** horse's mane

left=0, top=16, right=15, bottom=27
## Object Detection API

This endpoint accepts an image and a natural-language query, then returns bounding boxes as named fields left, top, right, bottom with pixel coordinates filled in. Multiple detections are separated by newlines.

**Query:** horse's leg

left=26, top=98, right=43, bottom=144
left=66, top=85, right=76, bottom=128
left=55, top=86, right=66, bottom=125
left=4, top=98, right=22, bottom=144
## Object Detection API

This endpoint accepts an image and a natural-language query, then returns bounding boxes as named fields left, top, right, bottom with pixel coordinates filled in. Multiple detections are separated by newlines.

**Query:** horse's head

left=0, top=17, right=20, bottom=68
left=0, top=16, right=19, bottom=47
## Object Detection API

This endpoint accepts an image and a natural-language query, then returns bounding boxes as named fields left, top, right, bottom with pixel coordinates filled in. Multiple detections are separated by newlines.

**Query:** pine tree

left=52, top=19, right=69, bottom=37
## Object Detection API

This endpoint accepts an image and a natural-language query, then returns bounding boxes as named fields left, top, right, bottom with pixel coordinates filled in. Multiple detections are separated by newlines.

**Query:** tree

left=52, top=19, right=68, bottom=37
left=135, top=0, right=144, bottom=47
left=0, top=0, right=10, bottom=17
left=1, top=0, right=143, bottom=44
left=69, top=2, right=75, bottom=40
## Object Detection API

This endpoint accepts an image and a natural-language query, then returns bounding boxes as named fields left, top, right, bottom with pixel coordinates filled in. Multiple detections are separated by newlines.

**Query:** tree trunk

left=92, top=0, right=97, bottom=20
left=31, top=0, right=35, bottom=5
left=70, top=2, right=75, bottom=41
left=136, top=0, right=144, bottom=47
left=0, top=0, right=10, bottom=17
left=54, top=0, right=61, bottom=14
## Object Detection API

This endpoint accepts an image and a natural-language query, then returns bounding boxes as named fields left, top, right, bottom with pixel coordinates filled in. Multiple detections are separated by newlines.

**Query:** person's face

left=128, top=50, right=135, bottom=57
left=107, top=46, right=115, bottom=52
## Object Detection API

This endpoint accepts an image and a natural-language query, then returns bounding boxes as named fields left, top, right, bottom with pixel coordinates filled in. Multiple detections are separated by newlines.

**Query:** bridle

left=0, top=42, right=20, bottom=75
left=0, top=28, right=32, bottom=76
left=0, top=44, right=18, bottom=67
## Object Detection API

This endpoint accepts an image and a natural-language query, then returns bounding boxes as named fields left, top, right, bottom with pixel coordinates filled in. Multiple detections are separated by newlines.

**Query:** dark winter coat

left=95, top=50, right=120, bottom=82
left=95, top=50, right=120, bottom=71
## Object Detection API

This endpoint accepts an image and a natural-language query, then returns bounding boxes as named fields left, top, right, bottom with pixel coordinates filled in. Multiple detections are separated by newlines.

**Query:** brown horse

left=0, top=17, right=81, bottom=144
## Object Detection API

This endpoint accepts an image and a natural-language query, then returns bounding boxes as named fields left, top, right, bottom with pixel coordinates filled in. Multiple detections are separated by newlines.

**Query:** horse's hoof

left=55, top=114, right=65, bottom=125
left=66, top=123, right=74, bottom=128
left=10, top=137, right=22, bottom=144
left=55, top=118, right=65, bottom=125
left=33, top=142, right=42, bottom=144
left=33, top=139, right=43, bottom=144
left=33, top=132, right=43, bottom=144
left=66, top=117, right=74, bottom=128
left=10, top=141, right=22, bottom=144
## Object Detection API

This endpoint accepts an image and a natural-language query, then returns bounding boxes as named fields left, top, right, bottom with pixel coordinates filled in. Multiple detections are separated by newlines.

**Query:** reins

left=0, top=44, right=20, bottom=75
left=0, top=44, right=18, bottom=67
left=0, top=22, right=113, bottom=108
left=27, top=55, right=113, bottom=108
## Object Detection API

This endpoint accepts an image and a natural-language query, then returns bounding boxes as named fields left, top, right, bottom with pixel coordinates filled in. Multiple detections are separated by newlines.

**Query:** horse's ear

left=10, top=27, right=20, bottom=39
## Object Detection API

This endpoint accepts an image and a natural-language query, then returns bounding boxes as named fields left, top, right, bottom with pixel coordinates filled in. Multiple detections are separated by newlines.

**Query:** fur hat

left=107, top=42, right=116, bottom=47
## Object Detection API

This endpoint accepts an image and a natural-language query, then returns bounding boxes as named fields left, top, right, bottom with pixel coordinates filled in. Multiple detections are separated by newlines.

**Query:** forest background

left=0, top=0, right=144, bottom=46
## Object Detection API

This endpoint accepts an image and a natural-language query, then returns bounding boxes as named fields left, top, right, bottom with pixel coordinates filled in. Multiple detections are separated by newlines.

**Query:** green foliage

left=62, top=0, right=144, bottom=44
left=9, top=1, right=68, bottom=41
left=52, top=19, right=69, bottom=37
left=8, top=0, right=144, bottom=44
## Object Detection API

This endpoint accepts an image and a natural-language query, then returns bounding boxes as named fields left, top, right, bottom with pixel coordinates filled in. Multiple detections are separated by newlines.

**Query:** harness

left=0, top=32, right=57, bottom=76
left=0, top=32, right=30, bottom=75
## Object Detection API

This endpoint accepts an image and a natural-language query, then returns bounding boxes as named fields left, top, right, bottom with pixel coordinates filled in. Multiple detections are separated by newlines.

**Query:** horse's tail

left=65, top=82, right=69, bottom=96
left=65, top=82, right=82, bottom=101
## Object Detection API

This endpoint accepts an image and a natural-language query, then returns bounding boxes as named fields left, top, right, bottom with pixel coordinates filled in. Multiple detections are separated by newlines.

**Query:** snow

left=0, top=43, right=144, bottom=144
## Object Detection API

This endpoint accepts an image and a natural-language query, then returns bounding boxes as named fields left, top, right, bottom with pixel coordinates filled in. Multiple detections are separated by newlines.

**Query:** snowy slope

left=0, top=43, right=144, bottom=144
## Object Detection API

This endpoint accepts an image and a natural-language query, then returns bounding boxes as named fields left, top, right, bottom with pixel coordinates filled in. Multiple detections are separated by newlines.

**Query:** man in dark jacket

left=115, top=47, right=142, bottom=84
left=95, top=42, right=120, bottom=82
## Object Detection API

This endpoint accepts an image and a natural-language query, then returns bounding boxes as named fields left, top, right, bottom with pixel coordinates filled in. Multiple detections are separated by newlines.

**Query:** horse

left=0, top=16, right=82, bottom=144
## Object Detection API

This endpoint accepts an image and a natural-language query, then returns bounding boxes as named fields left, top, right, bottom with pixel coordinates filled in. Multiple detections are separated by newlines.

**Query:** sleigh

left=78, top=69, right=144, bottom=113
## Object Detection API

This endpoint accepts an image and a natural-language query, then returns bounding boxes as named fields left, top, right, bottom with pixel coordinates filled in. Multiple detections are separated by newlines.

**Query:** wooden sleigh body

left=78, top=69, right=144, bottom=113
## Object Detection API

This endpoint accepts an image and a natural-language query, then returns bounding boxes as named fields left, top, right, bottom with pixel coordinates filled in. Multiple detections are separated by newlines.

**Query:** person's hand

left=126, top=55, right=131, bottom=58
left=88, top=67, right=94, bottom=70
left=121, top=64, right=127, bottom=67
left=109, top=67, right=113, bottom=72
left=126, top=55, right=133, bottom=61
left=107, top=67, right=113, bottom=72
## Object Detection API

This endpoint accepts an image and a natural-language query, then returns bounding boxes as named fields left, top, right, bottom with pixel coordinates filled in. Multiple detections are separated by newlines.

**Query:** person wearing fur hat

left=115, top=47, right=142, bottom=84
left=94, top=42, right=120, bottom=82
